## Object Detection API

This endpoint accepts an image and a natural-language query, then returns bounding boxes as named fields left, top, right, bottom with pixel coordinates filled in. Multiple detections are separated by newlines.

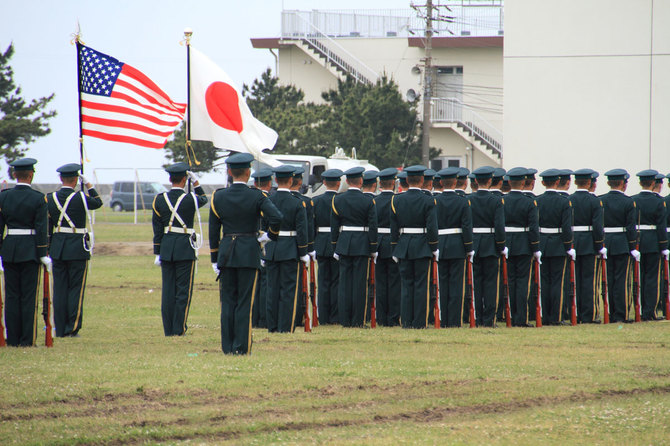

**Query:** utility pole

left=421, top=0, right=433, bottom=167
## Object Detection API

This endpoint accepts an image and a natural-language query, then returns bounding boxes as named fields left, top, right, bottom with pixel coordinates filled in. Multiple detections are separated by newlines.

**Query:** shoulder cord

left=52, top=192, right=78, bottom=230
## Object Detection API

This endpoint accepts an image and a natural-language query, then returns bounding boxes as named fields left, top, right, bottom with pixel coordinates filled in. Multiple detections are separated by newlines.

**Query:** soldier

left=250, top=168, right=273, bottom=329
left=600, top=169, right=638, bottom=323
left=537, top=169, right=574, bottom=325
left=501, top=175, right=512, bottom=194
left=312, top=169, right=343, bottom=324
left=374, top=168, right=400, bottom=326
left=632, top=170, right=668, bottom=321
left=589, top=172, right=599, bottom=194
left=503, top=167, right=541, bottom=327
left=362, top=171, right=378, bottom=196
left=0, top=158, right=50, bottom=346
left=390, top=165, right=438, bottom=329
left=209, top=153, right=282, bottom=354
left=469, top=166, right=506, bottom=327
left=422, top=169, right=435, bottom=195
left=422, top=168, right=437, bottom=325
left=435, top=167, right=473, bottom=327
left=264, top=165, right=309, bottom=333
left=523, top=169, right=538, bottom=198
left=456, top=168, right=469, bottom=197
left=47, top=163, right=102, bottom=338
left=398, top=170, right=409, bottom=192
left=432, top=173, right=443, bottom=195
left=468, top=173, right=478, bottom=194
left=491, top=167, right=506, bottom=322
left=570, top=169, right=606, bottom=323
left=654, top=174, right=664, bottom=195
left=557, top=169, right=574, bottom=320
left=331, top=166, right=378, bottom=327
left=290, top=167, right=314, bottom=328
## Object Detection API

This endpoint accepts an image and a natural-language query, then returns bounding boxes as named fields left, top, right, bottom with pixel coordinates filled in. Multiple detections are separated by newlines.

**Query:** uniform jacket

left=569, top=189, right=604, bottom=255
left=632, top=190, right=667, bottom=254
left=312, top=190, right=337, bottom=257
left=435, top=190, right=473, bottom=259
left=48, top=186, right=103, bottom=261
left=600, top=190, right=637, bottom=255
left=0, top=184, right=48, bottom=262
left=504, top=190, right=540, bottom=256
left=469, top=189, right=505, bottom=257
left=152, top=186, right=208, bottom=262
left=375, top=191, right=395, bottom=259
left=390, top=188, right=438, bottom=259
left=537, top=190, right=573, bottom=257
left=209, top=183, right=282, bottom=269
left=265, top=190, right=308, bottom=262
left=331, top=188, right=378, bottom=256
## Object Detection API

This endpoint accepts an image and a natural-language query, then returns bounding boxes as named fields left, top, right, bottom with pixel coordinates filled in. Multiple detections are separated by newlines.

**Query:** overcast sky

left=1, top=0, right=410, bottom=184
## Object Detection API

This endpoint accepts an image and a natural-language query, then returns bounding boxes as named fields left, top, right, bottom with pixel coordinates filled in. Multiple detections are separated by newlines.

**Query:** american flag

left=78, top=44, right=185, bottom=149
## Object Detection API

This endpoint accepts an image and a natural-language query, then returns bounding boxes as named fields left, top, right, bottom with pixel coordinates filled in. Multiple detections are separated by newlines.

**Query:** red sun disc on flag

left=205, top=81, right=243, bottom=133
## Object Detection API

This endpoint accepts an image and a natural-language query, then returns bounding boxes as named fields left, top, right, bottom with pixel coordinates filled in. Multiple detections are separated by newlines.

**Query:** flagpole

left=184, top=27, right=193, bottom=193
left=74, top=32, right=85, bottom=187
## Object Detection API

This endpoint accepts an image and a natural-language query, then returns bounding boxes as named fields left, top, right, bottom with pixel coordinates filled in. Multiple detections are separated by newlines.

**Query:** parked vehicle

left=109, top=181, right=167, bottom=211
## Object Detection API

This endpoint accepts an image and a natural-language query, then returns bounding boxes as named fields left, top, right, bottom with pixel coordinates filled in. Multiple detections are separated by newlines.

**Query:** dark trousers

left=427, top=260, right=436, bottom=325
left=438, top=258, right=466, bottom=327
left=607, top=254, right=631, bottom=322
left=338, top=255, right=370, bottom=327
left=640, top=252, right=661, bottom=320
left=3, top=261, right=41, bottom=346
left=160, top=260, right=195, bottom=336
left=53, top=259, right=89, bottom=337
left=266, top=260, right=300, bottom=333
left=317, top=256, right=339, bottom=324
left=399, top=257, right=430, bottom=328
left=496, top=257, right=506, bottom=321
left=541, top=256, right=568, bottom=324
left=508, top=255, right=532, bottom=326
left=576, top=255, right=598, bottom=322
left=252, top=265, right=267, bottom=328
left=376, top=257, right=400, bottom=326
left=473, top=256, right=499, bottom=327
left=219, top=267, right=258, bottom=355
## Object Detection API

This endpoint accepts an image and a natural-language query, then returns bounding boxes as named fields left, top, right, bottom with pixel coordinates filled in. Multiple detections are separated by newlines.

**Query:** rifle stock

left=569, top=253, right=577, bottom=326
left=535, top=258, right=542, bottom=327
left=0, top=273, right=5, bottom=347
left=467, top=260, right=476, bottom=328
left=309, top=259, right=318, bottom=327
left=501, top=257, right=511, bottom=328
left=601, top=256, right=610, bottom=324
left=369, top=258, right=376, bottom=328
left=43, top=268, right=53, bottom=347
left=302, top=263, right=310, bottom=332
left=432, top=258, right=440, bottom=328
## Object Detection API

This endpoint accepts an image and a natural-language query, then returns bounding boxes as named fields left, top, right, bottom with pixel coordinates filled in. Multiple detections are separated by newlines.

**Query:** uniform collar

left=545, top=189, right=558, bottom=193
left=171, top=187, right=185, bottom=191
left=408, top=187, right=421, bottom=191
left=576, top=188, right=589, bottom=192
left=16, top=182, right=32, bottom=188
left=640, top=189, right=655, bottom=194
left=510, top=189, right=524, bottom=193
left=348, top=187, right=361, bottom=192
left=61, top=186, right=74, bottom=190
left=380, top=189, right=394, bottom=193
left=277, top=188, right=291, bottom=192
left=442, top=189, right=455, bottom=193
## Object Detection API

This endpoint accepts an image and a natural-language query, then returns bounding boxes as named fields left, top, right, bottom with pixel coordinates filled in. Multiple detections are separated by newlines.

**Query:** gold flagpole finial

left=70, top=20, right=84, bottom=45
left=181, top=27, right=193, bottom=46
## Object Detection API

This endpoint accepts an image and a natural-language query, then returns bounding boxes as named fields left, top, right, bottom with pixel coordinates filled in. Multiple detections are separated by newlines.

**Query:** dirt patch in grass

left=94, top=242, right=210, bottom=257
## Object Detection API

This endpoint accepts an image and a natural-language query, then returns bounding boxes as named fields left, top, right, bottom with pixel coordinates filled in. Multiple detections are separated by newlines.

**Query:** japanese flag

left=189, top=47, right=280, bottom=166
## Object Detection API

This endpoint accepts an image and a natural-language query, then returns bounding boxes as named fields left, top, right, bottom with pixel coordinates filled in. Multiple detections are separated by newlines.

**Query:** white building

left=252, top=4, right=504, bottom=171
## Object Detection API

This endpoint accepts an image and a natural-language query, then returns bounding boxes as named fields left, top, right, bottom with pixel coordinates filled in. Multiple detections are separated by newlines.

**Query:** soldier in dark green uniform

left=632, top=170, right=668, bottom=321
left=209, top=153, right=282, bottom=354
left=312, top=169, right=343, bottom=324
left=570, top=169, right=606, bottom=323
left=422, top=169, right=435, bottom=195
left=331, top=166, right=378, bottom=327
left=435, top=167, right=473, bottom=327
left=503, top=167, right=541, bottom=327
left=537, top=169, right=574, bottom=325
left=152, top=163, right=207, bottom=336
left=362, top=170, right=379, bottom=323
left=0, top=158, right=50, bottom=346
left=491, top=167, right=506, bottom=322
left=390, top=165, right=438, bottom=328
left=421, top=169, right=437, bottom=325
left=290, top=167, right=315, bottom=328
left=251, top=168, right=273, bottom=329
left=456, top=168, right=469, bottom=197
left=375, top=168, right=400, bottom=326
left=523, top=168, right=538, bottom=318
left=470, top=166, right=506, bottom=327
left=556, top=169, right=574, bottom=321
left=600, top=169, right=638, bottom=322
left=47, top=163, right=102, bottom=338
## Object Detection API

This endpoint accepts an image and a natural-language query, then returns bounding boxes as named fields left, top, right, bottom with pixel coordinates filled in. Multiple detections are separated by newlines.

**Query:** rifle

left=569, top=249, right=577, bottom=326
left=534, top=258, right=543, bottom=327
left=369, top=258, right=376, bottom=328
left=664, top=256, right=670, bottom=321
left=601, top=256, right=610, bottom=324
left=0, top=273, right=5, bottom=347
left=432, top=258, right=440, bottom=328
left=309, top=259, right=318, bottom=327
left=302, top=263, right=310, bottom=332
left=501, top=256, right=511, bottom=327
left=633, top=247, right=642, bottom=322
left=43, top=267, right=53, bottom=347
left=466, top=259, right=476, bottom=328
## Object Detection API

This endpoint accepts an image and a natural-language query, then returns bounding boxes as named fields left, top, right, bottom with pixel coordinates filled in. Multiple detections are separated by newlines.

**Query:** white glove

left=257, top=232, right=270, bottom=246
left=187, top=171, right=199, bottom=183
left=433, top=249, right=439, bottom=261
left=40, top=256, right=52, bottom=272
left=309, top=250, right=317, bottom=261
left=534, top=251, right=542, bottom=265
left=599, top=247, right=608, bottom=259
left=154, top=255, right=161, bottom=266
left=0, top=256, right=3, bottom=272
left=467, top=250, right=475, bottom=263
left=501, top=246, right=509, bottom=259
left=300, top=255, right=310, bottom=266
left=371, top=252, right=378, bottom=264
left=333, top=253, right=340, bottom=261
left=260, top=259, right=265, bottom=267
left=212, top=263, right=220, bottom=275
left=630, top=249, right=641, bottom=262
left=392, top=256, right=399, bottom=263
left=566, top=248, right=576, bottom=261
left=78, top=174, right=88, bottom=185
left=662, top=249, right=670, bottom=261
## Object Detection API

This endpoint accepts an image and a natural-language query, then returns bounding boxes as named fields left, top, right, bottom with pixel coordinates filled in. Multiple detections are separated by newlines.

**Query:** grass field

left=1, top=223, right=670, bottom=445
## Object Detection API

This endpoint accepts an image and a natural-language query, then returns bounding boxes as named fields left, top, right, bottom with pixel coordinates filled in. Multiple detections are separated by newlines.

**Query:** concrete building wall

left=504, top=0, right=670, bottom=193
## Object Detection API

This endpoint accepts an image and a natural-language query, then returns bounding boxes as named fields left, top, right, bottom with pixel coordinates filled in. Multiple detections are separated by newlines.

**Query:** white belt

left=573, top=225, right=593, bottom=232
left=505, top=227, right=528, bottom=233
left=472, top=228, right=494, bottom=234
left=604, top=227, right=626, bottom=233
left=7, top=229, right=35, bottom=235
left=377, top=228, right=391, bottom=234
left=317, top=227, right=330, bottom=233
left=56, top=227, right=88, bottom=234
left=540, top=227, right=561, bottom=234
left=638, top=225, right=657, bottom=231
left=438, top=228, right=462, bottom=235
left=340, top=226, right=368, bottom=232
left=278, top=231, right=297, bottom=237
left=164, top=227, right=195, bottom=235
left=400, top=228, right=426, bottom=234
